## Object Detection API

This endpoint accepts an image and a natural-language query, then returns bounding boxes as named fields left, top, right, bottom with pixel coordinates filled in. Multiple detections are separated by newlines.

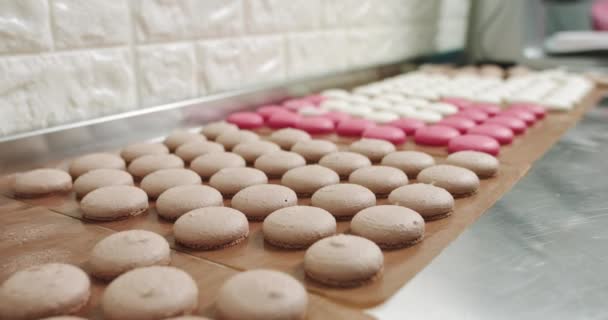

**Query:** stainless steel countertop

left=368, top=99, right=608, bottom=319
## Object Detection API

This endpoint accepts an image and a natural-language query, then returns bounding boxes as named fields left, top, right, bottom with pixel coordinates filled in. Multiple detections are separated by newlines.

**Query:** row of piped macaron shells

left=225, top=91, right=546, bottom=156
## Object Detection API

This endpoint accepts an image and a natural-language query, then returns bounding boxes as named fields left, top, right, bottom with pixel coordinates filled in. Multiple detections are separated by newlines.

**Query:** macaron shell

left=336, top=118, right=376, bottom=137
left=291, top=140, right=338, bottom=163
left=231, top=184, right=298, bottom=220
left=388, top=183, right=454, bottom=220
left=281, top=165, right=340, bottom=196
left=311, top=182, right=376, bottom=219
left=209, top=167, right=268, bottom=197
left=69, top=153, right=126, bottom=178
left=362, top=126, right=407, bottom=145
left=351, top=205, right=425, bottom=248
left=216, top=270, right=308, bottom=320
left=348, top=166, right=409, bottom=197
left=387, top=118, right=425, bottom=135
left=437, top=116, right=477, bottom=134
left=13, top=169, right=73, bottom=197
left=140, top=169, right=202, bottom=199
left=0, top=263, right=90, bottom=320
left=73, top=169, right=134, bottom=198
left=80, top=185, right=149, bottom=221
left=89, top=230, right=171, bottom=280
left=163, top=131, right=207, bottom=151
left=200, top=121, right=239, bottom=140
left=380, top=151, right=436, bottom=178
left=414, top=125, right=460, bottom=146
left=127, top=154, right=184, bottom=179
left=447, top=134, right=501, bottom=156
left=101, top=266, right=198, bottom=320
left=155, top=185, right=224, bottom=220
left=295, top=116, right=335, bottom=134
left=226, top=112, right=265, bottom=129
left=318, top=151, right=372, bottom=178
left=467, top=123, right=514, bottom=145
left=233, top=141, right=281, bottom=163
left=257, top=105, right=288, bottom=120
left=268, top=128, right=311, bottom=149
left=174, top=141, right=225, bottom=163
left=254, top=151, right=306, bottom=178
left=417, top=165, right=480, bottom=197
left=501, top=109, right=537, bottom=125
left=267, top=112, right=301, bottom=129
left=485, top=116, right=527, bottom=134
left=174, top=207, right=249, bottom=249
left=216, top=130, right=260, bottom=150
left=456, top=109, right=489, bottom=124
left=120, top=143, right=169, bottom=163
left=446, top=150, right=499, bottom=178
left=190, top=152, right=246, bottom=178
left=263, top=206, right=337, bottom=248
left=349, top=139, right=396, bottom=162
left=304, top=234, right=383, bottom=287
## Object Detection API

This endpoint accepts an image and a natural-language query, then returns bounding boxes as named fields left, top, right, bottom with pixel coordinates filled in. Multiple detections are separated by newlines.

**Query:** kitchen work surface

left=0, top=85, right=604, bottom=318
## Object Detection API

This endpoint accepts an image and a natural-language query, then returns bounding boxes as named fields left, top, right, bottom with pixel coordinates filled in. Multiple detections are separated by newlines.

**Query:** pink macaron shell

left=473, top=103, right=501, bottom=116
left=267, top=112, right=301, bottom=129
left=501, top=109, right=537, bottom=125
left=414, top=125, right=461, bottom=146
left=257, top=105, right=291, bottom=120
left=295, top=116, right=335, bottom=134
left=448, top=134, right=501, bottom=156
left=304, top=94, right=326, bottom=106
left=387, top=118, right=425, bottom=135
left=336, top=118, right=376, bottom=137
left=456, top=109, right=489, bottom=124
left=437, top=116, right=477, bottom=134
left=485, top=115, right=527, bottom=134
left=323, top=111, right=351, bottom=125
left=467, top=123, right=514, bottom=145
left=362, top=126, right=406, bottom=145
left=508, top=103, right=547, bottom=119
left=441, top=97, right=474, bottom=110
left=226, top=112, right=265, bottom=129
left=283, top=99, right=315, bottom=111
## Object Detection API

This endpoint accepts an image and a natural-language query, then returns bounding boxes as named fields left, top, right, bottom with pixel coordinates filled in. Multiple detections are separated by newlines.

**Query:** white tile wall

left=0, top=0, right=470, bottom=137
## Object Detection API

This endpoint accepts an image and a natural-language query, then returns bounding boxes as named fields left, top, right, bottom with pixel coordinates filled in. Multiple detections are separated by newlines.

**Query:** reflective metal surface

left=368, top=101, right=608, bottom=319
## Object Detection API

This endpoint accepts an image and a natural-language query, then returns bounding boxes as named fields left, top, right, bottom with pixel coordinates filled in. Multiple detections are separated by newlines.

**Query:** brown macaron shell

left=311, top=183, right=376, bottom=220
left=101, top=266, right=198, bottom=320
left=291, top=139, right=338, bottom=163
left=163, top=130, right=207, bottom=151
left=216, top=130, right=260, bottom=150
left=209, top=167, right=268, bottom=197
left=233, top=140, right=281, bottom=163
left=155, top=185, right=224, bottom=220
left=446, top=150, right=499, bottom=178
left=68, top=153, right=126, bottom=178
left=254, top=150, right=306, bottom=178
left=0, top=263, right=90, bottom=320
left=200, top=121, right=238, bottom=140
left=388, top=183, right=455, bottom=220
left=174, top=141, right=225, bottom=163
left=13, top=168, right=72, bottom=197
left=351, top=205, right=425, bottom=249
left=89, top=230, right=171, bottom=280
left=268, top=128, right=311, bottom=149
left=140, top=168, right=202, bottom=199
left=120, top=142, right=169, bottom=163
left=304, top=234, right=383, bottom=287
left=190, top=152, right=246, bottom=179
left=231, top=184, right=298, bottom=221
left=262, top=206, right=337, bottom=249
left=216, top=270, right=308, bottom=320
left=348, top=166, right=408, bottom=197
left=127, top=154, right=184, bottom=179
left=73, top=169, right=134, bottom=198
left=417, top=164, right=480, bottom=197
left=173, top=207, right=249, bottom=250
left=281, top=165, right=340, bottom=197
left=349, top=138, right=396, bottom=162
left=318, top=151, right=372, bottom=178
left=381, top=151, right=436, bottom=178
left=80, top=185, right=149, bottom=221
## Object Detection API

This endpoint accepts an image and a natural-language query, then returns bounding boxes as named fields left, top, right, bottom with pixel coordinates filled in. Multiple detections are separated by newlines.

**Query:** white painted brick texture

left=0, top=0, right=469, bottom=136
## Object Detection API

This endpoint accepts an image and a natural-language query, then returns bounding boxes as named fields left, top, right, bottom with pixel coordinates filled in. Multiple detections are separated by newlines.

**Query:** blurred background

left=0, top=0, right=606, bottom=138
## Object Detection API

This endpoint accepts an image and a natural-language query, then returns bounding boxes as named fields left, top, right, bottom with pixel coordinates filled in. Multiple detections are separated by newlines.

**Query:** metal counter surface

left=368, top=102, right=608, bottom=319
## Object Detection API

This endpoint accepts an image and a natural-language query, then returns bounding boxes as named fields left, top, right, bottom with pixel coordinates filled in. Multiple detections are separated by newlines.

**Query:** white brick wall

left=0, top=0, right=470, bottom=137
